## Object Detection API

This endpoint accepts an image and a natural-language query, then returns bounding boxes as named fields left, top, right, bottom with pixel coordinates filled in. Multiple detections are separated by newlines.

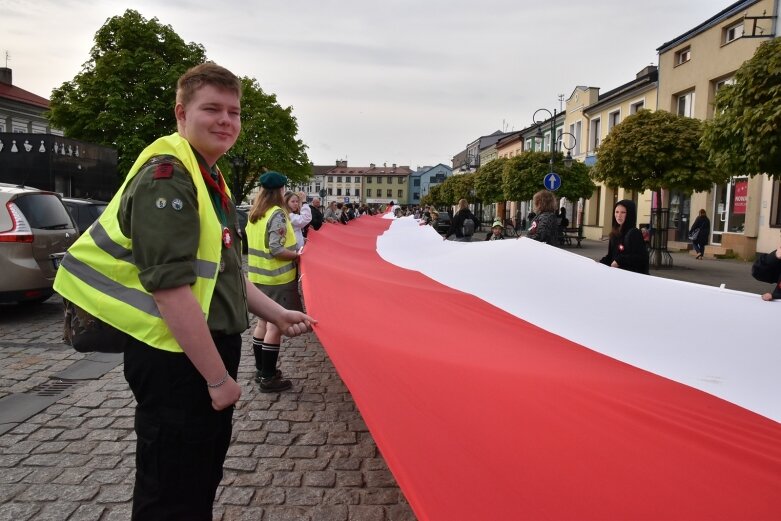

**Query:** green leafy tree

left=592, top=110, right=722, bottom=192
left=218, top=77, right=310, bottom=204
left=474, top=157, right=507, bottom=203
left=702, top=37, right=781, bottom=177
left=423, top=184, right=443, bottom=207
left=438, top=173, right=477, bottom=206
left=503, top=151, right=595, bottom=202
left=47, top=10, right=206, bottom=180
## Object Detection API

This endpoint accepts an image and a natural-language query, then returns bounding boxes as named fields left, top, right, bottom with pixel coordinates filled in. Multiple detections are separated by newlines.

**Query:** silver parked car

left=0, top=183, right=78, bottom=304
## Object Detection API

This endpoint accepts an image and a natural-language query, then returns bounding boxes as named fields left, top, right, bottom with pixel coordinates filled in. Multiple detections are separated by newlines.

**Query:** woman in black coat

left=688, top=209, right=710, bottom=260
left=599, top=199, right=649, bottom=274
left=446, top=198, right=479, bottom=242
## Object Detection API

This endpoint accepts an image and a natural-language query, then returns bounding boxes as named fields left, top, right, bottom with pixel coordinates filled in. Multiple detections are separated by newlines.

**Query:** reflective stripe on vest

left=246, top=206, right=297, bottom=285
left=53, top=133, right=226, bottom=353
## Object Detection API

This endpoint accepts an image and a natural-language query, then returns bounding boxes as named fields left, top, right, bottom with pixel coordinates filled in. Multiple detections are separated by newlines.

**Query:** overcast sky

left=3, top=0, right=733, bottom=169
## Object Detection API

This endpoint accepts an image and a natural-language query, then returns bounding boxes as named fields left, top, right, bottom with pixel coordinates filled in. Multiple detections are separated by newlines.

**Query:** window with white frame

left=590, top=118, right=601, bottom=152
left=367, top=189, right=372, bottom=197
left=676, top=91, right=695, bottom=117
left=723, top=21, right=744, bottom=44
left=544, top=131, right=551, bottom=152
left=712, top=77, right=736, bottom=116
left=556, top=128, right=563, bottom=153
left=525, top=138, right=532, bottom=151
left=608, top=110, right=620, bottom=132
left=630, top=100, right=644, bottom=114
left=675, top=47, right=691, bottom=66
left=715, top=77, right=736, bottom=92
left=574, top=121, right=582, bottom=155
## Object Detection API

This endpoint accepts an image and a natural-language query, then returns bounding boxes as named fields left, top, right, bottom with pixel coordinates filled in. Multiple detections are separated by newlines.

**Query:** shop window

left=770, top=179, right=781, bottom=228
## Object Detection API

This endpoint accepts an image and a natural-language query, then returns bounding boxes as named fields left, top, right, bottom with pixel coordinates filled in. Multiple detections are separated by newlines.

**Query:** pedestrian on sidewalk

left=599, top=199, right=649, bottom=274
left=752, top=244, right=781, bottom=301
left=689, top=209, right=710, bottom=259
left=54, top=63, right=315, bottom=520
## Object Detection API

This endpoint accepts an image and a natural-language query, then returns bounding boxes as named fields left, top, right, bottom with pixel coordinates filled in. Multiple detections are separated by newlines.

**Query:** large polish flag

left=300, top=216, right=781, bottom=521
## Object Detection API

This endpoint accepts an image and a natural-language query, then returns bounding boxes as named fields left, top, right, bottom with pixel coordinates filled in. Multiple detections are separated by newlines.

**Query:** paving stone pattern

left=0, top=298, right=416, bottom=521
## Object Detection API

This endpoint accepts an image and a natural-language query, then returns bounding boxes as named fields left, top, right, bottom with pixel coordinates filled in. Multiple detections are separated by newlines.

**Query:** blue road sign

left=544, top=172, right=561, bottom=191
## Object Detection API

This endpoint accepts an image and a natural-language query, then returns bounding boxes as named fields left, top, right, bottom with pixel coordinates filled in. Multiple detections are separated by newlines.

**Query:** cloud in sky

left=2, top=0, right=732, bottom=168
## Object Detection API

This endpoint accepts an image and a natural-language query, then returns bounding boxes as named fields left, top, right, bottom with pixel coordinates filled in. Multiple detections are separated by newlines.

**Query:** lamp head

left=564, top=151, right=573, bottom=168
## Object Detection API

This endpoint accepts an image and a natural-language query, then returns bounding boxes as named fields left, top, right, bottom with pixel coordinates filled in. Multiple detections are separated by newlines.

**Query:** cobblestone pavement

left=0, top=296, right=416, bottom=521
left=1, top=243, right=765, bottom=520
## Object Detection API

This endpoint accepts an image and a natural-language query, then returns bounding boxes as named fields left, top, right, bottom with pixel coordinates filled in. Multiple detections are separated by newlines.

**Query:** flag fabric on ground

left=301, top=216, right=781, bottom=521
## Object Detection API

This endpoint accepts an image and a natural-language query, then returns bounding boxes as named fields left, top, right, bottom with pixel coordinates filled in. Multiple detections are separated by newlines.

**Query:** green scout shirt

left=118, top=148, right=249, bottom=335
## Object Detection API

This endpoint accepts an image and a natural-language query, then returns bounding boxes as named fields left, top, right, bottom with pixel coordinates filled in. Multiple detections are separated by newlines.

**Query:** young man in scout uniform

left=54, top=62, right=315, bottom=520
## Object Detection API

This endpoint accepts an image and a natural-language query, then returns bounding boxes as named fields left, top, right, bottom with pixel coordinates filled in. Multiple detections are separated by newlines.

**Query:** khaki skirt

left=254, top=279, right=303, bottom=312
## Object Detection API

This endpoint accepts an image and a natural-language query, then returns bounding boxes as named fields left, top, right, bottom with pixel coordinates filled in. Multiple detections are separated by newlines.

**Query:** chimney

left=0, top=68, right=12, bottom=85
left=392, top=163, right=396, bottom=169
left=370, top=163, right=375, bottom=168
left=636, top=65, right=657, bottom=78
left=335, top=159, right=347, bottom=167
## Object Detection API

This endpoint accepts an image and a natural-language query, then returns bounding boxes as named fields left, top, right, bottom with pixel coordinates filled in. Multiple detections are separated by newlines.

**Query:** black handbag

left=63, top=300, right=129, bottom=353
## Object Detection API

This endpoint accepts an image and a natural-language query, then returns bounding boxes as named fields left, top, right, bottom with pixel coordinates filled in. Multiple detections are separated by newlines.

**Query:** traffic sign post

left=544, top=172, right=561, bottom=191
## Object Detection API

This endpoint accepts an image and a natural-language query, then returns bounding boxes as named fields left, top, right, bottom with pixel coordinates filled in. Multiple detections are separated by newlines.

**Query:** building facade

left=364, top=163, right=413, bottom=205
left=0, top=67, right=117, bottom=199
left=576, top=67, right=659, bottom=239
left=409, top=164, right=452, bottom=205
left=657, top=0, right=778, bottom=258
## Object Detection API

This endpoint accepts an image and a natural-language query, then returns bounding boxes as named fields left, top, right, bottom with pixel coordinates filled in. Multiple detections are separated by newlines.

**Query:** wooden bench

left=560, top=227, right=585, bottom=247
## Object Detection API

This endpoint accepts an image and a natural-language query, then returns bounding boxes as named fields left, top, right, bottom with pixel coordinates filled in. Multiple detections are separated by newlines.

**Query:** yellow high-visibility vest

left=53, top=133, right=226, bottom=353
left=246, top=206, right=297, bottom=285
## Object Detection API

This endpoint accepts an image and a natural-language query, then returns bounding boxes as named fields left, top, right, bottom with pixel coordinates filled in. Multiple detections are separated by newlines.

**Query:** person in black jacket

left=445, top=198, right=479, bottom=242
left=527, top=190, right=560, bottom=245
left=308, top=197, right=324, bottom=231
left=599, top=199, right=649, bottom=274
left=751, top=245, right=781, bottom=301
left=688, top=209, right=710, bottom=259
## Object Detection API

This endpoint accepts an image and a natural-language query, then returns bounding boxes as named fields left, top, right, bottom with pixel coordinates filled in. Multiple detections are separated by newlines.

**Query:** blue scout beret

left=259, top=171, right=287, bottom=189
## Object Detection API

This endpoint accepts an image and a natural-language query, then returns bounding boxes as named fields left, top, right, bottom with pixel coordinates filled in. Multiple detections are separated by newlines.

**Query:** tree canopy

left=47, top=10, right=205, bottom=179
left=702, top=37, right=781, bottom=177
left=473, top=157, right=507, bottom=203
left=217, top=77, right=310, bottom=204
left=503, top=151, right=595, bottom=202
left=47, top=9, right=310, bottom=197
left=592, top=109, right=722, bottom=192
left=435, top=173, right=477, bottom=206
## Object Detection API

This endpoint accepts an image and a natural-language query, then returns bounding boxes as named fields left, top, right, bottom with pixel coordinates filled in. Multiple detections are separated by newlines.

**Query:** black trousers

left=124, top=333, right=242, bottom=521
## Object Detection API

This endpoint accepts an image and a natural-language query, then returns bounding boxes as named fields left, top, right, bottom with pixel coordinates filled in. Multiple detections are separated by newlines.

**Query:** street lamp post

left=532, top=107, right=579, bottom=225
left=230, top=155, right=244, bottom=205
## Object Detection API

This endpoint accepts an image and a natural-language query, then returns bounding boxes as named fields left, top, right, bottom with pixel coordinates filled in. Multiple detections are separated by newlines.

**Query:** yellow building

left=656, top=0, right=778, bottom=258
left=564, top=66, right=658, bottom=240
